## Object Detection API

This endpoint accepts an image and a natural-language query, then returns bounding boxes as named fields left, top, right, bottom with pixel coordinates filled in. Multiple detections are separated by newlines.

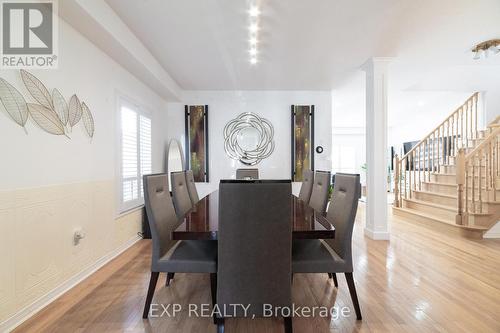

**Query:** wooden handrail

left=400, top=92, right=479, bottom=161
left=458, top=125, right=500, bottom=221
left=465, top=126, right=500, bottom=160
left=487, top=115, right=500, bottom=127
left=394, top=91, right=499, bottom=227
left=394, top=92, right=481, bottom=212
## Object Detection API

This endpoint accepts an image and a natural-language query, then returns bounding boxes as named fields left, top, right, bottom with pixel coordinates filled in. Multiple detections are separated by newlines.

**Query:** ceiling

left=105, top=0, right=500, bottom=91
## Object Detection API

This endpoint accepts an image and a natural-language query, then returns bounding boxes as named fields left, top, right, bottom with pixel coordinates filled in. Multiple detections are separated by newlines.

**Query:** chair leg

left=166, top=272, right=175, bottom=286
left=331, top=273, right=338, bottom=287
left=210, top=273, right=217, bottom=324
left=217, top=318, right=225, bottom=333
left=143, top=272, right=159, bottom=319
left=344, top=272, right=362, bottom=320
left=284, top=316, right=293, bottom=333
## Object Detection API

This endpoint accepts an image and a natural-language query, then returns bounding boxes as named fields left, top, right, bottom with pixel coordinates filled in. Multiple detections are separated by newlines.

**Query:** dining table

left=172, top=190, right=335, bottom=240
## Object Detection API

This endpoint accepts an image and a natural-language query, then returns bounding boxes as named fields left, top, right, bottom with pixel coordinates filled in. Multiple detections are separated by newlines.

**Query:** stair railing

left=456, top=125, right=500, bottom=225
left=394, top=92, right=480, bottom=208
left=487, top=115, right=500, bottom=132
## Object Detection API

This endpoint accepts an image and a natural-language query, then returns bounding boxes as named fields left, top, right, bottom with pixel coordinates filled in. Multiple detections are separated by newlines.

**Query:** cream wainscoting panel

left=0, top=181, right=143, bottom=326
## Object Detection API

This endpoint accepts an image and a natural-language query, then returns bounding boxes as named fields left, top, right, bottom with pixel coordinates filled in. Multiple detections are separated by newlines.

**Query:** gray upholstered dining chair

left=308, top=170, right=331, bottom=214
left=142, top=174, right=217, bottom=319
left=217, top=180, right=293, bottom=333
left=171, top=171, right=194, bottom=218
left=185, top=170, right=200, bottom=205
left=235, top=168, right=259, bottom=180
left=292, top=173, right=362, bottom=320
left=298, top=169, right=314, bottom=203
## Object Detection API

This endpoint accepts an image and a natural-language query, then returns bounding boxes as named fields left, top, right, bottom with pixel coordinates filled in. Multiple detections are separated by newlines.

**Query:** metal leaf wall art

left=68, top=94, right=82, bottom=130
left=81, top=102, right=94, bottom=138
left=21, top=69, right=53, bottom=110
left=0, top=78, right=29, bottom=133
left=0, top=70, right=96, bottom=141
left=28, top=103, right=66, bottom=136
left=52, top=88, right=69, bottom=126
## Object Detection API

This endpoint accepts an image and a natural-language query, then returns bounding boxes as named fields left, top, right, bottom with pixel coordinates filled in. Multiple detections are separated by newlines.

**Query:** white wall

left=167, top=90, right=332, bottom=197
left=484, top=90, right=500, bottom=124
left=388, top=91, right=475, bottom=148
left=0, top=19, right=169, bottom=329
left=0, top=33, right=168, bottom=190
left=331, top=72, right=481, bottom=149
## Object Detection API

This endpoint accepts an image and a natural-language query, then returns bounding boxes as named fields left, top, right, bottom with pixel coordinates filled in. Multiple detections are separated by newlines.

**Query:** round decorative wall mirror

left=224, top=112, right=274, bottom=166
left=237, top=127, right=260, bottom=151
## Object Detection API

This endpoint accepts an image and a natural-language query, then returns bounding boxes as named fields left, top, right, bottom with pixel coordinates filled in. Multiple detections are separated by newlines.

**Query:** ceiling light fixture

left=249, top=6, right=260, bottom=17
left=249, top=23, right=258, bottom=33
left=489, top=44, right=500, bottom=55
left=472, top=39, right=500, bottom=60
left=247, top=4, right=261, bottom=65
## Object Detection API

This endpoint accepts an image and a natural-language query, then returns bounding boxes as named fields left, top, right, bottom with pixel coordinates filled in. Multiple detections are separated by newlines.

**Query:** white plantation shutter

left=119, top=100, right=152, bottom=212
left=139, top=115, right=152, bottom=196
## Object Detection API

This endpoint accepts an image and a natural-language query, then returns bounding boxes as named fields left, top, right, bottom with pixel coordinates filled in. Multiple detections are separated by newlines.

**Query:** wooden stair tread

left=395, top=118, right=500, bottom=234
left=403, top=198, right=493, bottom=216
left=393, top=207, right=489, bottom=231
left=431, top=172, right=491, bottom=177
left=413, top=189, right=500, bottom=204
left=402, top=198, right=456, bottom=211
left=413, top=189, right=456, bottom=198
left=422, top=181, right=456, bottom=187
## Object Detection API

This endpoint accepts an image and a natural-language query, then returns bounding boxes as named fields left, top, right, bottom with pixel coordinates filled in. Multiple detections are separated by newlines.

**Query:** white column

left=362, top=57, right=392, bottom=240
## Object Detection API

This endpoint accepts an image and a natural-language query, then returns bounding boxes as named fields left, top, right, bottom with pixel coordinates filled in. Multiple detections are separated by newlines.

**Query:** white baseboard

left=0, top=235, right=142, bottom=333
left=364, top=228, right=390, bottom=240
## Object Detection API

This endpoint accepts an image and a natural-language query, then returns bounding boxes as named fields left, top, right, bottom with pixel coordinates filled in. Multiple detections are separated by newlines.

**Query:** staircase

left=393, top=93, right=500, bottom=238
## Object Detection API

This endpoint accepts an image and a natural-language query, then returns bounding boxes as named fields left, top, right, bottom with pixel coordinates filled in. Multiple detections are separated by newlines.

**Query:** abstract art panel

left=185, top=105, right=209, bottom=182
left=291, top=105, right=314, bottom=181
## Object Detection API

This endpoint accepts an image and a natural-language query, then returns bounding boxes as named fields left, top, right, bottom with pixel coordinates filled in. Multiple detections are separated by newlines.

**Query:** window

left=332, top=145, right=357, bottom=174
left=119, top=99, right=152, bottom=212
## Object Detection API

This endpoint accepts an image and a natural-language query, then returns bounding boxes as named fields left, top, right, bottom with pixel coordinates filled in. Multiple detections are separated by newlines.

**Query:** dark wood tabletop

left=172, top=190, right=335, bottom=240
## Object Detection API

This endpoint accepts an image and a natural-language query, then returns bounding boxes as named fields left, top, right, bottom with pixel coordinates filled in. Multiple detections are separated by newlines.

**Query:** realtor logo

left=1, top=0, right=58, bottom=68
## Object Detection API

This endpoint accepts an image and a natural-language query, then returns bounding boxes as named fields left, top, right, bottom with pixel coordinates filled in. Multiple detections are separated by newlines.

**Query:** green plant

left=328, top=184, right=334, bottom=200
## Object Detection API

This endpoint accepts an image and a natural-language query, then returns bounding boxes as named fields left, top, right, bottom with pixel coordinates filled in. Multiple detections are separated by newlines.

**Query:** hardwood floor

left=14, top=203, right=500, bottom=333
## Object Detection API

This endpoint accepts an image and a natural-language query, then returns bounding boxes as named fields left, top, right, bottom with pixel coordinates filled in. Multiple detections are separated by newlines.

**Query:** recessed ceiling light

left=249, top=6, right=260, bottom=17
left=249, top=23, right=258, bottom=33
left=247, top=5, right=261, bottom=65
